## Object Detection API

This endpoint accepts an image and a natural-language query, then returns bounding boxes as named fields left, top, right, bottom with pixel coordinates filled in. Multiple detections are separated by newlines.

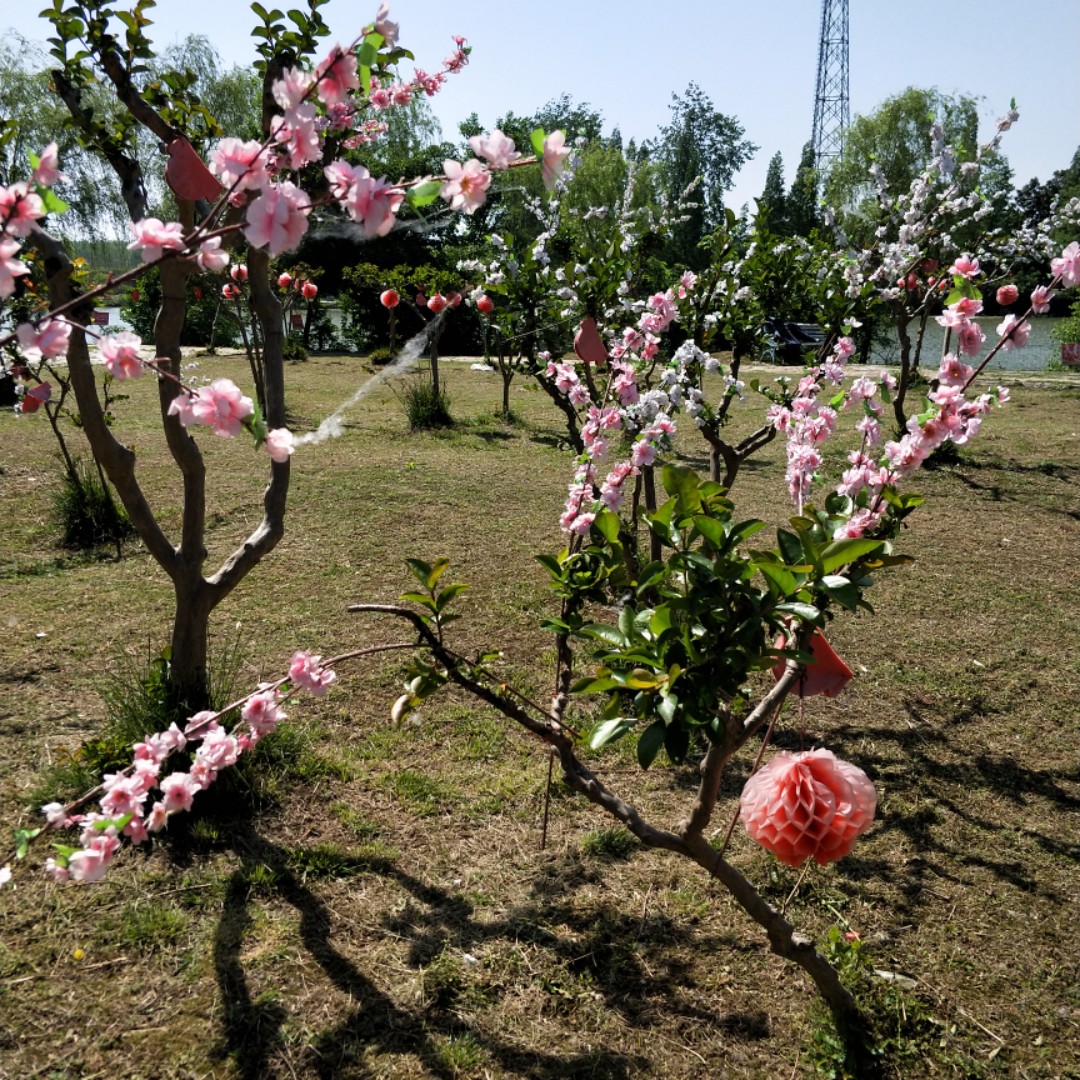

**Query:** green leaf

left=579, top=623, right=629, bottom=647
left=591, top=509, right=619, bottom=544
left=661, top=463, right=699, bottom=501
left=820, top=574, right=860, bottom=611
left=570, top=675, right=622, bottom=694
left=399, top=591, right=437, bottom=611
left=589, top=717, right=635, bottom=750
left=37, top=186, right=69, bottom=215
left=692, top=514, right=725, bottom=548
left=434, top=582, right=468, bottom=612
left=649, top=606, right=673, bottom=639
left=426, top=557, right=449, bottom=591
left=530, top=127, right=546, bottom=158
left=774, top=601, right=821, bottom=623
left=663, top=723, right=690, bottom=764
left=624, top=669, right=662, bottom=690
left=618, top=605, right=636, bottom=641
left=637, top=720, right=666, bottom=769
left=405, top=557, right=432, bottom=588
left=657, top=694, right=678, bottom=725
left=758, top=562, right=797, bottom=596
left=819, top=538, right=883, bottom=575
left=406, top=179, right=442, bottom=207
left=777, top=528, right=804, bottom=566
left=14, top=827, right=42, bottom=860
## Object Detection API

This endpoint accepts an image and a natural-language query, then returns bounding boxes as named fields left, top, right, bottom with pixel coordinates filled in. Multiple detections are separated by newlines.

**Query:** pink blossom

left=833, top=336, right=856, bottom=361
left=631, top=439, right=657, bottom=468
left=937, top=353, right=974, bottom=388
left=271, top=103, right=321, bottom=169
left=541, top=131, right=570, bottom=189
left=996, top=283, right=1019, bottom=306
left=301, top=281, right=318, bottom=299
left=1030, top=285, right=1053, bottom=314
left=0, top=239, right=30, bottom=298
left=373, top=2, right=399, bottom=47
left=41, top=802, right=69, bottom=828
left=949, top=254, right=980, bottom=279
left=32, top=142, right=68, bottom=187
left=168, top=378, right=254, bottom=437
left=1051, top=241, right=1080, bottom=287
left=266, top=427, right=295, bottom=463
left=475, top=294, right=494, bottom=314
left=146, top=802, right=168, bottom=833
left=468, top=129, right=521, bottom=170
left=289, top=651, right=337, bottom=695
left=210, top=138, right=271, bottom=193
left=43, top=858, right=69, bottom=883
left=392, top=82, right=413, bottom=107
left=996, top=314, right=1030, bottom=350
left=242, top=689, right=287, bottom=738
left=196, top=237, right=230, bottom=272
left=278, top=273, right=293, bottom=289
left=244, top=182, right=311, bottom=255
left=315, top=45, right=360, bottom=107
left=67, top=839, right=117, bottom=883
left=16, top=319, right=71, bottom=361
left=128, top=218, right=187, bottom=264
left=160, top=772, right=198, bottom=814
left=0, top=182, right=45, bottom=237
left=381, top=288, right=400, bottom=308
left=739, top=748, right=876, bottom=867
left=272, top=66, right=315, bottom=111
left=441, top=159, right=491, bottom=214
left=230, top=263, right=248, bottom=282
left=956, top=321, right=985, bottom=357
left=99, top=332, right=144, bottom=380
left=325, top=161, right=403, bottom=237
left=222, top=283, right=240, bottom=300
left=427, top=293, right=448, bottom=314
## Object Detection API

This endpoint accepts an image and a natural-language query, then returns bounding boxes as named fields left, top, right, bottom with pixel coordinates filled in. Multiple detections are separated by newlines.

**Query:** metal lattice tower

left=811, top=0, right=850, bottom=176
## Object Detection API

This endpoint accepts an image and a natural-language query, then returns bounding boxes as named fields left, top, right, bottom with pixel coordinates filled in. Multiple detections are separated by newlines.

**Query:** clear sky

left=3, top=0, right=1078, bottom=210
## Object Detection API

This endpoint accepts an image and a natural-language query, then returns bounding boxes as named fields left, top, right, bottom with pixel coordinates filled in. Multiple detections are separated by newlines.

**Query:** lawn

left=1, top=353, right=1079, bottom=1078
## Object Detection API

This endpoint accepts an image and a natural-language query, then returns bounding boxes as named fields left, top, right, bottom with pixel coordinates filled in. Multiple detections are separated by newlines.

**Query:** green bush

left=368, top=346, right=395, bottom=366
left=403, top=379, right=453, bottom=430
left=283, top=333, right=308, bottom=361
left=52, top=459, right=134, bottom=549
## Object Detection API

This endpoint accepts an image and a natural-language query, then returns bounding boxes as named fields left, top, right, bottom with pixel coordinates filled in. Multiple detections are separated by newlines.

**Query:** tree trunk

left=501, top=369, right=513, bottom=418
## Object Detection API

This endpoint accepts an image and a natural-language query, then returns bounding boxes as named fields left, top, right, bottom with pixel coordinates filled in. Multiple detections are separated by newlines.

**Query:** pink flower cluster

left=168, top=378, right=254, bottom=437
left=325, top=161, right=403, bottom=238
left=740, top=748, right=877, bottom=867
left=36, top=652, right=334, bottom=886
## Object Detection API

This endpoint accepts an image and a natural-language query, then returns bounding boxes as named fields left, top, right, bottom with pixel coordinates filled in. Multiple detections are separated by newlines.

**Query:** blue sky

left=4, top=1, right=1078, bottom=209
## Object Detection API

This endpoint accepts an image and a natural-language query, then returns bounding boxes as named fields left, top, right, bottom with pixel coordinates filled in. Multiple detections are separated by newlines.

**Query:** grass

left=1, top=355, right=1079, bottom=1077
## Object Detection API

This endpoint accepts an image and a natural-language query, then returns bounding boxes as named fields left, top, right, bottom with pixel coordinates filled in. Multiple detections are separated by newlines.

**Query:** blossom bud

left=380, top=289, right=400, bottom=308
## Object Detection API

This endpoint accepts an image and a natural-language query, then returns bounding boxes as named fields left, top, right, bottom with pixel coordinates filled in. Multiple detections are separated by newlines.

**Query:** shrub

left=283, top=333, right=308, bottom=361
left=403, top=379, right=453, bottom=430
left=368, top=346, right=395, bottom=366
left=52, top=459, right=134, bottom=549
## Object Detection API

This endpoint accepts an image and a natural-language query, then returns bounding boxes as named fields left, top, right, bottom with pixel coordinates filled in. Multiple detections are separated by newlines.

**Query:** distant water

left=869, top=316, right=1068, bottom=372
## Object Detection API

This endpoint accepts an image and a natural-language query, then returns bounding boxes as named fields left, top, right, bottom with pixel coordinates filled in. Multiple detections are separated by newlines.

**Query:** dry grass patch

left=1, top=356, right=1079, bottom=1077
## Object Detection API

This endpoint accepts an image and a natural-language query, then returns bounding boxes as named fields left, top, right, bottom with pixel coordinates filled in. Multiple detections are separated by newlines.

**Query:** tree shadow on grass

left=203, top=821, right=779, bottom=1078
left=814, top=704, right=1080, bottom=915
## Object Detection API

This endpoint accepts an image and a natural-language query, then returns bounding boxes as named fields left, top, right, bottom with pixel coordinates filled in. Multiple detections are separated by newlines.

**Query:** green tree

left=823, top=87, right=1012, bottom=243
left=786, top=142, right=820, bottom=237
left=759, top=151, right=787, bottom=232
left=649, top=82, right=756, bottom=268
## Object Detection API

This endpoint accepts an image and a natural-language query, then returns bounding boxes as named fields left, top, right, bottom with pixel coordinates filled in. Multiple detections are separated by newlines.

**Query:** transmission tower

left=811, top=0, right=850, bottom=177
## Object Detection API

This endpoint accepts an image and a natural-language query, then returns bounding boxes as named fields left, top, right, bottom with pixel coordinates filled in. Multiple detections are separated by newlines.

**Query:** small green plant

left=581, top=826, right=637, bottom=859
left=282, top=333, right=308, bottom=361
left=51, top=459, right=133, bottom=550
left=433, top=1032, right=487, bottom=1076
left=403, top=379, right=453, bottom=430
left=368, top=345, right=395, bottom=365
left=114, top=902, right=189, bottom=954
left=805, top=927, right=944, bottom=1078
